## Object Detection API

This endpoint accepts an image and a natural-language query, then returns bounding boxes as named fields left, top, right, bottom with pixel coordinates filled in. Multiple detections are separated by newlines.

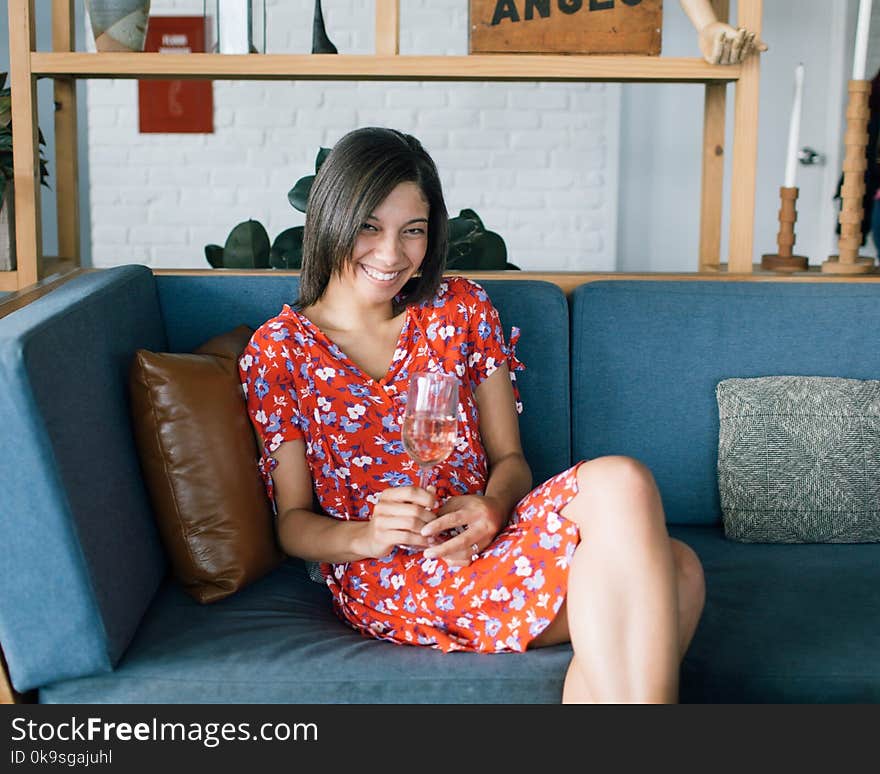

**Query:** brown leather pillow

left=129, top=325, right=284, bottom=603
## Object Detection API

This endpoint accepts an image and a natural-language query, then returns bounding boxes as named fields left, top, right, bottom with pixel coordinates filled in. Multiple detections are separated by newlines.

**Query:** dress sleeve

left=238, top=320, right=306, bottom=512
left=461, top=279, right=526, bottom=414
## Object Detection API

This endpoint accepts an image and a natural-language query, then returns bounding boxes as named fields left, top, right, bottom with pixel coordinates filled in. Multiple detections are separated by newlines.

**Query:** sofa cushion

left=155, top=274, right=572, bottom=486
left=571, top=281, right=880, bottom=525
left=39, top=529, right=880, bottom=703
left=129, top=325, right=284, bottom=604
left=716, top=376, right=880, bottom=543
left=0, top=266, right=168, bottom=693
left=670, top=525, right=880, bottom=702
left=38, top=559, right=574, bottom=703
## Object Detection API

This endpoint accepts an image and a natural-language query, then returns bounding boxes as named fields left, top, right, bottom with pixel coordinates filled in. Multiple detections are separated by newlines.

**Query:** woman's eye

left=360, top=223, right=377, bottom=232
left=405, top=227, right=426, bottom=236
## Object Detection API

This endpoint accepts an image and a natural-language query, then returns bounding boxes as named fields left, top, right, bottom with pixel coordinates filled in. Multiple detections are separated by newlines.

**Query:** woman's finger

left=374, top=501, right=437, bottom=524
left=375, top=516, right=437, bottom=546
left=423, top=528, right=484, bottom=561
left=388, top=530, right=433, bottom=550
left=420, top=509, right=471, bottom=537
left=379, top=485, right=436, bottom=510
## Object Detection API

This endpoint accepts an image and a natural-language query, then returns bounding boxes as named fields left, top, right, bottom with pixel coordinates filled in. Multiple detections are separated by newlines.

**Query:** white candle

left=218, top=0, right=250, bottom=54
left=784, top=64, right=805, bottom=189
left=853, top=0, right=873, bottom=80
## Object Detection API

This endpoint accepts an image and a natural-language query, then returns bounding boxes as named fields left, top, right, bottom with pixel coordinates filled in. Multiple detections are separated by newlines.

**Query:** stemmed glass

left=402, top=372, right=459, bottom=489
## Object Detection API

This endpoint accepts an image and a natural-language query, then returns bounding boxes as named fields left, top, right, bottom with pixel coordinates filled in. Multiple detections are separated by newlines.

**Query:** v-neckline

left=291, top=305, right=411, bottom=386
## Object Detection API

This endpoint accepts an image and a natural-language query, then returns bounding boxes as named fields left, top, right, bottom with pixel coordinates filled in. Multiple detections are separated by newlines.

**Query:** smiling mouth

left=360, top=264, right=403, bottom=282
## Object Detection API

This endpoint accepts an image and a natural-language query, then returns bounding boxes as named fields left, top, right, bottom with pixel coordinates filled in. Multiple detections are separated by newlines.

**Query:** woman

left=239, top=126, right=705, bottom=703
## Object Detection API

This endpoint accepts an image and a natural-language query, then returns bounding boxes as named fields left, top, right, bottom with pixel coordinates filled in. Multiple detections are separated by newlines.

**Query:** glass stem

left=418, top=466, right=432, bottom=490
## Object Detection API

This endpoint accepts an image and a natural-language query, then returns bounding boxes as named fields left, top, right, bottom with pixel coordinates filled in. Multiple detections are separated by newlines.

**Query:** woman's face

left=338, top=181, right=429, bottom=307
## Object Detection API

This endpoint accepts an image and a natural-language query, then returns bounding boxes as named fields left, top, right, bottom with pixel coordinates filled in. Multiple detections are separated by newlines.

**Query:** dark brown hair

left=295, top=127, right=448, bottom=314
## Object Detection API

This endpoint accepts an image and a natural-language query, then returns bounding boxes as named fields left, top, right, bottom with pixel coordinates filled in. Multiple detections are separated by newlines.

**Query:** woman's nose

left=373, top=232, right=404, bottom=265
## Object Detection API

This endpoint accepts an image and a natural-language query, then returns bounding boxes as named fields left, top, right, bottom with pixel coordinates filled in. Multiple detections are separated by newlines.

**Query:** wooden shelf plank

left=30, top=53, right=740, bottom=83
left=715, top=262, right=880, bottom=278
left=0, top=271, right=19, bottom=293
left=0, top=258, right=78, bottom=293
left=153, top=268, right=880, bottom=300
left=0, top=267, right=86, bottom=320
left=39, top=256, right=77, bottom=280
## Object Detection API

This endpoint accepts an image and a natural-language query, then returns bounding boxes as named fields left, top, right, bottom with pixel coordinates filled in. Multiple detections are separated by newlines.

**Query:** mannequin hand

left=699, top=22, right=767, bottom=65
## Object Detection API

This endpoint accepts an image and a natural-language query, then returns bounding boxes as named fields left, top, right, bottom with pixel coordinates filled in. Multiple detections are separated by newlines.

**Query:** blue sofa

left=1, top=265, right=878, bottom=703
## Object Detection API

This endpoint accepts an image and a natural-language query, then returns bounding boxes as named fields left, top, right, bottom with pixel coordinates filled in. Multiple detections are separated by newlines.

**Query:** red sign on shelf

left=138, top=16, right=213, bottom=134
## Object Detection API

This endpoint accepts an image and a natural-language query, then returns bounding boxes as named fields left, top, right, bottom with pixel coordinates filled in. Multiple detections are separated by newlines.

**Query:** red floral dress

left=239, top=276, right=582, bottom=653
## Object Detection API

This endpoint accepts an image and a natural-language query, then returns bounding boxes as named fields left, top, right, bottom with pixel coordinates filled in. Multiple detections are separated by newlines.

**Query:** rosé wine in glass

left=402, top=372, right=458, bottom=489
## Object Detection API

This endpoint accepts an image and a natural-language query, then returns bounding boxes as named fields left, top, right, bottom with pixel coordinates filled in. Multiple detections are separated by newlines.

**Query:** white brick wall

left=85, top=0, right=619, bottom=271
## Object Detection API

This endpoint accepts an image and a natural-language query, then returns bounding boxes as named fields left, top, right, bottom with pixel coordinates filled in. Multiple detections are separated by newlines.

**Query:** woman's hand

left=356, top=485, right=438, bottom=559
left=419, top=494, right=508, bottom=568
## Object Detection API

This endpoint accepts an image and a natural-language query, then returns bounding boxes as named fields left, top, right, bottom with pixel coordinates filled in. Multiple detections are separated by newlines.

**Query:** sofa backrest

left=156, top=274, right=572, bottom=487
left=0, top=265, right=168, bottom=692
left=571, top=280, right=880, bottom=525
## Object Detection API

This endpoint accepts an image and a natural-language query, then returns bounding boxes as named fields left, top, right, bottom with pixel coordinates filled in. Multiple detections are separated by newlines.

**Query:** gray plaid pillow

left=716, top=376, right=880, bottom=543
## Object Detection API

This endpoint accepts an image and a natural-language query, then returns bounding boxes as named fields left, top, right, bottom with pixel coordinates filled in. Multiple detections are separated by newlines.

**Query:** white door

left=618, top=0, right=852, bottom=271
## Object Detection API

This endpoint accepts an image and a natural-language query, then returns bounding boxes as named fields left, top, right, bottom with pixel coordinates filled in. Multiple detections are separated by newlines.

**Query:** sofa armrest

left=0, top=265, right=169, bottom=693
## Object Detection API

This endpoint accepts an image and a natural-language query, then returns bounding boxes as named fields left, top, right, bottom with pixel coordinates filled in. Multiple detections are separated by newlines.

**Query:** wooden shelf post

left=375, top=0, right=399, bottom=56
left=697, top=0, right=730, bottom=271
left=727, top=0, right=762, bottom=273
left=52, top=0, right=80, bottom=269
left=8, top=0, right=42, bottom=289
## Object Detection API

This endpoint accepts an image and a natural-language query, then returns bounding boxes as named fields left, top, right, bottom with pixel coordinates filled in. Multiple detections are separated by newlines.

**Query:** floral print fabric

left=239, top=276, right=581, bottom=652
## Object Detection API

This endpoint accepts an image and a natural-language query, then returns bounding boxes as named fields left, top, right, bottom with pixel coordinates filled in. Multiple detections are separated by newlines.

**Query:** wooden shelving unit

left=4, top=0, right=762, bottom=293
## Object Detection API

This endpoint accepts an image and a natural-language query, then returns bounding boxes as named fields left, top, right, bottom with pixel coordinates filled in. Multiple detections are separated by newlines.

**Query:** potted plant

left=273, top=148, right=518, bottom=270
left=205, top=147, right=519, bottom=271
left=0, top=72, right=51, bottom=272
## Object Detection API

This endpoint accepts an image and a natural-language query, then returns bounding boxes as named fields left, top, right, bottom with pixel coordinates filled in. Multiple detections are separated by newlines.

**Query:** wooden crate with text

left=469, top=0, right=662, bottom=55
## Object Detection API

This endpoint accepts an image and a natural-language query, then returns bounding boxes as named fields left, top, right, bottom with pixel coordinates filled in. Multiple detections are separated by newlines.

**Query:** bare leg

left=536, top=537, right=705, bottom=703
left=529, top=456, right=705, bottom=703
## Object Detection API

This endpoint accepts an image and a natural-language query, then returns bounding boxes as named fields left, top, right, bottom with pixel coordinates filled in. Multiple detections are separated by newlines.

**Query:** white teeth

left=362, top=265, right=400, bottom=281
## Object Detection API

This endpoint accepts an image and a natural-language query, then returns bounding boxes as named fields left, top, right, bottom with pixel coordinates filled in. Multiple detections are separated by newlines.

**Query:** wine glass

left=402, top=372, right=459, bottom=489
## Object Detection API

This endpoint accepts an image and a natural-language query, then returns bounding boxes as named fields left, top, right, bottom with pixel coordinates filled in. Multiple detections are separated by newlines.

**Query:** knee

left=576, top=455, right=658, bottom=502
left=672, top=539, right=706, bottom=613
left=571, top=456, right=664, bottom=532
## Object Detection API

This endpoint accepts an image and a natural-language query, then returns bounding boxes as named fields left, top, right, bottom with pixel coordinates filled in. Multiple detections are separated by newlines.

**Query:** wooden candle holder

left=761, top=187, right=808, bottom=271
left=823, top=79, right=877, bottom=273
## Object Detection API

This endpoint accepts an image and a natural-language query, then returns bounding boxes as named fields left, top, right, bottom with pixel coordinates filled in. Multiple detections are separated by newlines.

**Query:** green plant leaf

left=205, top=244, right=224, bottom=268
left=223, top=219, right=271, bottom=269
left=458, top=208, right=484, bottom=230
left=445, top=208, right=511, bottom=271
left=468, top=231, right=508, bottom=270
left=448, top=214, right=478, bottom=243
left=269, top=226, right=304, bottom=269
left=315, top=147, right=331, bottom=171
left=287, top=175, right=314, bottom=212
